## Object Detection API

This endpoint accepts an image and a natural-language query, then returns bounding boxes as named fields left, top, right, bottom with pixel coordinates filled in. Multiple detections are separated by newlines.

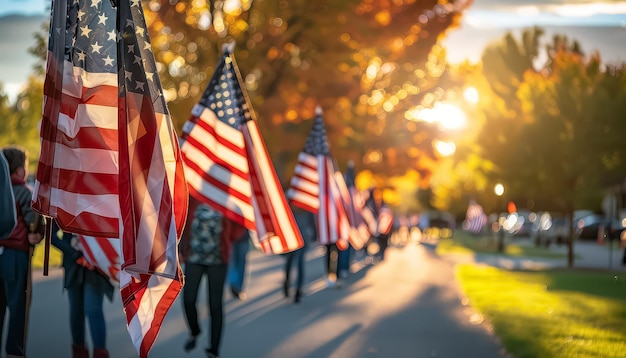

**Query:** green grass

left=457, top=265, right=626, bottom=358
left=437, top=231, right=569, bottom=259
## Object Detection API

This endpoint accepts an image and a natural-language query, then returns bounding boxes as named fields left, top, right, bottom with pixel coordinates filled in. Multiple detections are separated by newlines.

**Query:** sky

left=0, top=0, right=625, bottom=101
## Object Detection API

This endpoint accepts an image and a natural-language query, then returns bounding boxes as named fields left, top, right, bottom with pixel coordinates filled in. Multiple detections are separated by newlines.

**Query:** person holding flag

left=51, top=224, right=114, bottom=358
left=287, top=106, right=351, bottom=287
left=0, top=146, right=44, bottom=358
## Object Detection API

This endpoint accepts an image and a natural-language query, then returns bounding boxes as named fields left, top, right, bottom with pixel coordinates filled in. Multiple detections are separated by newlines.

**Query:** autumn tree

left=144, top=0, right=471, bottom=185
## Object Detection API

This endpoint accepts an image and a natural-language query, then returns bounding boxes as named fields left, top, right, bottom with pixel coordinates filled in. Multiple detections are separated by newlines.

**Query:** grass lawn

left=457, top=264, right=626, bottom=358
left=437, top=231, right=569, bottom=259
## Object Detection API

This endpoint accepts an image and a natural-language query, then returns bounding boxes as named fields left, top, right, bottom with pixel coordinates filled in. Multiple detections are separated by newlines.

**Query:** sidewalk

left=442, top=237, right=626, bottom=272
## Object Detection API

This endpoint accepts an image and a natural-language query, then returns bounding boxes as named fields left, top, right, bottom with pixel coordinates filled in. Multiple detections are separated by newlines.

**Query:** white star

left=107, top=30, right=117, bottom=41
left=77, top=9, right=85, bottom=21
left=126, top=19, right=134, bottom=28
left=125, top=70, right=133, bottom=80
left=80, top=25, right=92, bottom=38
left=91, top=0, right=101, bottom=8
left=134, top=55, right=142, bottom=65
left=143, top=42, right=152, bottom=51
left=77, top=51, right=86, bottom=62
left=104, top=56, right=114, bottom=66
left=131, top=0, right=140, bottom=7
left=135, top=26, right=145, bottom=37
left=135, top=81, right=145, bottom=91
left=127, top=44, right=135, bottom=54
left=91, top=42, right=103, bottom=53
left=98, top=13, right=108, bottom=25
left=146, top=72, right=154, bottom=81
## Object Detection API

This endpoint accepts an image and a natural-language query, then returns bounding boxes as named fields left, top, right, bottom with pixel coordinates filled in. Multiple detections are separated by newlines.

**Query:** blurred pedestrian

left=365, top=187, right=394, bottom=262
left=180, top=200, right=246, bottom=358
left=51, top=224, right=113, bottom=358
left=227, top=230, right=250, bottom=300
left=283, top=209, right=316, bottom=303
left=0, top=152, right=16, bottom=237
left=0, top=145, right=43, bottom=358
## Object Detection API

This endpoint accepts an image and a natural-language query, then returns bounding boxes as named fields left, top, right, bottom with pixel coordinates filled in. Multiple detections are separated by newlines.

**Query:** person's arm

left=14, top=185, right=43, bottom=244
left=179, top=196, right=201, bottom=264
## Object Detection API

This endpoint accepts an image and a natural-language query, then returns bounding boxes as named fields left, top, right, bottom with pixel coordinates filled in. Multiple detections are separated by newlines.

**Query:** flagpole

left=227, top=43, right=258, bottom=123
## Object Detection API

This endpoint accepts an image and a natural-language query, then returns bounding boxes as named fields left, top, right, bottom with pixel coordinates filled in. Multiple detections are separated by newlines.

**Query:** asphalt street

left=26, top=243, right=505, bottom=358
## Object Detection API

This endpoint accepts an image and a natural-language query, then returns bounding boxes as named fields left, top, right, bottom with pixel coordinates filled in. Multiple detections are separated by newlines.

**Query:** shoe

left=184, top=333, right=200, bottom=352
left=326, top=277, right=336, bottom=288
left=294, top=289, right=301, bottom=303
left=205, top=348, right=218, bottom=358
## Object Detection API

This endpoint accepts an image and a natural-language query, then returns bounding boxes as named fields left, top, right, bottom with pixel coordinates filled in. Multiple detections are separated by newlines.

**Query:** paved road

left=27, top=244, right=505, bottom=358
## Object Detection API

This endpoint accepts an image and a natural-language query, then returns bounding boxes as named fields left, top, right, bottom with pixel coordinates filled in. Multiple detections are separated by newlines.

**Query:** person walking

left=0, top=145, right=43, bottom=358
left=283, top=208, right=316, bottom=303
left=227, top=230, right=250, bottom=300
left=180, top=200, right=246, bottom=358
left=51, top=225, right=114, bottom=358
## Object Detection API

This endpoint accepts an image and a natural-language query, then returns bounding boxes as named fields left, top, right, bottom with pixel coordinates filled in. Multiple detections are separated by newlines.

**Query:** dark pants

left=0, top=248, right=29, bottom=356
left=227, top=238, right=249, bottom=292
left=67, top=269, right=107, bottom=349
left=325, top=244, right=338, bottom=277
left=183, top=263, right=227, bottom=356
left=284, top=247, right=305, bottom=293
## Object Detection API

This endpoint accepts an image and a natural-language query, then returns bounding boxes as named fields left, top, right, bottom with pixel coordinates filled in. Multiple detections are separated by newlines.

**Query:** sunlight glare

left=463, top=86, right=479, bottom=104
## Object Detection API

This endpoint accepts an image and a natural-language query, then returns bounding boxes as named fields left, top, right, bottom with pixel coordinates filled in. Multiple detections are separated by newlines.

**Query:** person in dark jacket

left=0, top=146, right=43, bottom=358
left=51, top=224, right=114, bottom=358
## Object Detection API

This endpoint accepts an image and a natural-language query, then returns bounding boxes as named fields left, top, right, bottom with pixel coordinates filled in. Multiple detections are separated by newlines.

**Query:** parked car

left=576, top=214, right=626, bottom=241
left=533, top=213, right=570, bottom=247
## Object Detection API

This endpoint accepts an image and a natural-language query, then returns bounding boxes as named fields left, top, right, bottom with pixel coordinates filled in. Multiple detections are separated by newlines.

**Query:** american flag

left=333, top=165, right=369, bottom=250
left=287, top=107, right=349, bottom=249
left=180, top=43, right=303, bottom=254
left=35, top=0, right=187, bottom=356
left=362, top=189, right=394, bottom=237
left=463, top=200, right=487, bottom=235
left=79, top=235, right=121, bottom=285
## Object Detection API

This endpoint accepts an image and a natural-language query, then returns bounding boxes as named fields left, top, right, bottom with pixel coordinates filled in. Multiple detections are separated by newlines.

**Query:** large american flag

left=287, top=107, right=349, bottom=249
left=180, top=43, right=303, bottom=254
left=34, top=0, right=187, bottom=356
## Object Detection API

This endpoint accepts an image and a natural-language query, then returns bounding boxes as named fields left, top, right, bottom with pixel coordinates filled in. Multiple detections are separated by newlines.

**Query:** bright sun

left=412, top=102, right=467, bottom=131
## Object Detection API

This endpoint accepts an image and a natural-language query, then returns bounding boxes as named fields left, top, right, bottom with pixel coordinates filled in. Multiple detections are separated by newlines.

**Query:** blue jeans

left=337, top=244, right=351, bottom=277
left=227, top=236, right=249, bottom=292
left=67, top=269, right=107, bottom=349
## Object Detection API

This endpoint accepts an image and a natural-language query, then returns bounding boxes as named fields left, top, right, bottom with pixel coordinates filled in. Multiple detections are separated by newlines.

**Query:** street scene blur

left=1, top=0, right=626, bottom=357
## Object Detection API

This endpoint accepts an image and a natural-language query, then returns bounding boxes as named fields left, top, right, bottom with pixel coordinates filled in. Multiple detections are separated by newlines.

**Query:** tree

left=144, top=0, right=471, bottom=184
left=475, top=28, right=626, bottom=267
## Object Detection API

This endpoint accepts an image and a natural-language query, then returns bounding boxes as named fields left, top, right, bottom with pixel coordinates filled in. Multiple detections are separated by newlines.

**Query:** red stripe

left=182, top=152, right=251, bottom=204
left=191, top=112, right=247, bottom=156
left=55, top=207, right=119, bottom=238
left=188, top=186, right=255, bottom=230
left=34, top=166, right=118, bottom=195
left=182, top=133, right=247, bottom=179
left=57, top=127, right=119, bottom=150
left=138, top=278, right=181, bottom=357
left=290, top=200, right=318, bottom=214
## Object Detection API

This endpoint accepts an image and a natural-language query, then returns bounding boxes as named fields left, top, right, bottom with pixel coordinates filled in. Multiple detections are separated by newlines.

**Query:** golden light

left=412, top=102, right=467, bottom=131
left=433, top=140, right=456, bottom=157
left=463, top=86, right=479, bottom=104
left=494, top=183, right=504, bottom=197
